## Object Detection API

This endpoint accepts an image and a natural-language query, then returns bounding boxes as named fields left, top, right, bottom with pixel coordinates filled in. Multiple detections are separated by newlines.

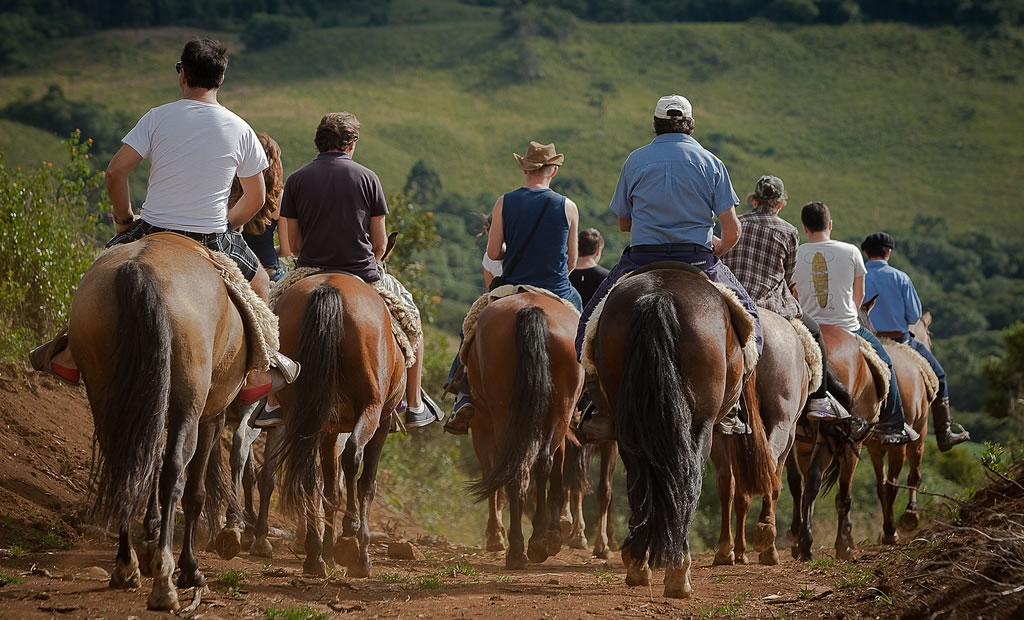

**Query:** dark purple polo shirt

left=281, top=151, right=389, bottom=282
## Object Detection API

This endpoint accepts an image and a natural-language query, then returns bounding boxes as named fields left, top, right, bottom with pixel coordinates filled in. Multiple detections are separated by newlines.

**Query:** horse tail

left=618, top=291, right=700, bottom=569
left=729, top=374, right=777, bottom=497
left=819, top=361, right=858, bottom=493
left=91, top=260, right=172, bottom=529
left=470, top=306, right=552, bottom=501
left=563, top=441, right=593, bottom=496
left=279, top=283, right=344, bottom=520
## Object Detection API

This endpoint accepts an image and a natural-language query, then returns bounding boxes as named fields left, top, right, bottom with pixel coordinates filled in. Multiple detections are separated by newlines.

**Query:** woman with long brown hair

left=230, top=133, right=290, bottom=281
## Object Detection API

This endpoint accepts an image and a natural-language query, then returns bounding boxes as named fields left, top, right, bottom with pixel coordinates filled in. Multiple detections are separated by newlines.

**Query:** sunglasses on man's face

left=175, top=61, right=182, bottom=74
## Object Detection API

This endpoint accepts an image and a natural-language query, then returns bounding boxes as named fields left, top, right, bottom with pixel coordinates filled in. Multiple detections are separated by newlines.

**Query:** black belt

left=142, top=221, right=226, bottom=244
left=627, top=243, right=711, bottom=254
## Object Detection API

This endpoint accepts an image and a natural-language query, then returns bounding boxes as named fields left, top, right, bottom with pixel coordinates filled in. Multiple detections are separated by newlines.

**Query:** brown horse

left=559, top=439, right=619, bottom=558
left=69, top=234, right=248, bottom=611
left=866, top=312, right=936, bottom=543
left=710, top=309, right=812, bottom=567
left=786, top=321, right=884, bottom=561
left=467, top=292, right=582, bottom=568
left=587, top=266, right=751, bottom=598
left=274, top=272, right=405, bottom=578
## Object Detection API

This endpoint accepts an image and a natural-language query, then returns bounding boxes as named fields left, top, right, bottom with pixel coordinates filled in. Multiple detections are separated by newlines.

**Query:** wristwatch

left=113, top=212, right=135, bottom=226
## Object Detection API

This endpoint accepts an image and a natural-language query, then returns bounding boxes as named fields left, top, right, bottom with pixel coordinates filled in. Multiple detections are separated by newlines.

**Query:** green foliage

left=377, top=570, right=410, bottom=582
left=0, top=131, right=109, bottom=362
left=265, top=605, right=329, bottom=620
left=216, top=569, right=248, bottom=588
left=404, top=160, right=444, bottom=207
left=983, top=322, right=1024, bottom=419
left=501, top=2, right=580, bottom=41
left=242, top=14, right=296, bottom=51
left=385, top=192, right=441, bottom=323
left=442, top=560, right=481, bottom=576
left=0, top=572, right=24, bottom=586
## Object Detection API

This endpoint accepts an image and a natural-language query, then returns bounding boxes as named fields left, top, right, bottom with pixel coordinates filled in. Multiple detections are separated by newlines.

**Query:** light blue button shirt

left=864, top=260, right=922, bottom=332
left=609, top=133, right=739, bottom=248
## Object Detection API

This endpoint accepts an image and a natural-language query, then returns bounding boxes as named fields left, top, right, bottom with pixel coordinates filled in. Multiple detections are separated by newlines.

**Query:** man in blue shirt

left=576, top=94, right=760, bottom=440
left=862, top=232, right=970, bottom=451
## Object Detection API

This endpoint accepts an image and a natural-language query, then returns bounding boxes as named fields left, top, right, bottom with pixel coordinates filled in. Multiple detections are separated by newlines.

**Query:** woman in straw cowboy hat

left=443, top=140, right=582, bottom=434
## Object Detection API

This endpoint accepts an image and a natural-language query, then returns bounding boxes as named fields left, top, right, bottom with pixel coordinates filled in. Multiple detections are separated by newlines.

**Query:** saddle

left=459, top=283, right=578, bottom=366
left=270, top=266, right=421, bottom=368
left=146, top=232, right=280, bottom=374
left=878, top=337, right=939, bottom=402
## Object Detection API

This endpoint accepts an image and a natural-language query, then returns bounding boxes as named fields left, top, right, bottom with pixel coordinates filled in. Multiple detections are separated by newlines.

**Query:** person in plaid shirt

left=722, top=175, right=849, bottom=422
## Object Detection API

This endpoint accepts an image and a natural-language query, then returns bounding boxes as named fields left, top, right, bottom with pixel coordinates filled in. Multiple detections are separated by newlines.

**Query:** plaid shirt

left=722, top=207, right=802, bottom=319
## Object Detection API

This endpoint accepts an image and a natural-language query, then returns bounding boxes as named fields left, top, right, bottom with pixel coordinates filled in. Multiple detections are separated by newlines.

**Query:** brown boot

left=932, top=398, right=970, bottom=452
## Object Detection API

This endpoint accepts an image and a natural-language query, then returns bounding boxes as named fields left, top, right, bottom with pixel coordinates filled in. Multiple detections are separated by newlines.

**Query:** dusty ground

left=0, top=365, right=995, bottom=619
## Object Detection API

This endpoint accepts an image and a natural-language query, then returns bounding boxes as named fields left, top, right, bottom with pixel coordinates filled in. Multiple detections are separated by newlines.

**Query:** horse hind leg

left=869, top=446, right=898, bottom=545
left=899, top=439, right=925, bottom=532
left=593, top=441, right=617, bottom=559
left=526, top=448, right=555, bottom=563
left=505, top=478, right=529, bottom=570
left=250, top=427, right=283, bottom=559
left=110, top=528, right=141, bottom=589
left=216, top=402, right=261, bottom=560
left=711, top=438, right=736, bottom=566
left=344, top=423, right=387, bottom=578
left=178, top=415, right=224, bottom=589
left=568, top=489, right=587, bottom=549
left=754, top=490, right=781, bottom=566
left=733, top=490, right=751, bottom=565
left=664, top=551, right=694, bottom=599
left=834, top=452, right=859, bottom=561
left=622, top=547, right=651, bottom=588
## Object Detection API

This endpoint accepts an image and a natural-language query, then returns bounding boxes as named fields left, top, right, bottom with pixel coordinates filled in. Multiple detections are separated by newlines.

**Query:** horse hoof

left=545, top=530, right=563, bottom=557
left=346, top=560, right=371, bottom=579
left=249, top=537, right=274, bottom=558
left=485, top=538, right=507, bottom=553
left=147, top=587, right=180, bottom=611
left=593, top=547, right=611, bottom=560
left=177, top=569, right=207, bottom=589
left=505, top=552, right=529, bottom=570
left=624, top=566, right=651, bottom=587
left=560, top=518, right=573, bottom=537
left=334, top=537, right=361, bottom=568
left=303, top=558, right=328, bottom=578
left=215, top=527, right=242, bottom=561
left=568, top=534, right=588, bottom=550
left=837, top=548, right=855, bottom=562
left=881, top=532, right=899, bottom=545
left=899, top=510, right=920, bottom=531
left=753, top=524, right=776, bottom=553
left=110, top=564, right=141, bottom=589
left=712, top=551, right=734, bottom=566
left=663, top=581, right=692, bottom=599
left=735, top=554, right=747, bottom=565
left=527, top=540, right=549, bottom=564
left=241, top=529, right=256, bottom=551
left=758, top=549, right=779, bottom=566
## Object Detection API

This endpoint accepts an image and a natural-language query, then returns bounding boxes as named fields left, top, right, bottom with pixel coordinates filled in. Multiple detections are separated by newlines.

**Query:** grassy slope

left=1, top=21, right=1021, bottom=239
left=0, top=120, right=66, bottom=169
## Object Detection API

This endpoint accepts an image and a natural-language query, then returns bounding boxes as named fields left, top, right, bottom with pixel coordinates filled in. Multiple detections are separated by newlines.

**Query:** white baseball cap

left=654, top=94, right=692, bottom=119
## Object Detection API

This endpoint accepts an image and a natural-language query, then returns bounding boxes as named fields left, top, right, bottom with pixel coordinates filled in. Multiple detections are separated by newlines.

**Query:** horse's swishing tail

left=280, top=283, right=345, bottom=520
left=471, top=306, right=552, bottom=501
left=91, top=261, right=172, bottom=529
left=729, top=376, right=776, bottom=497
left=618, top=291, right=701, bottom=569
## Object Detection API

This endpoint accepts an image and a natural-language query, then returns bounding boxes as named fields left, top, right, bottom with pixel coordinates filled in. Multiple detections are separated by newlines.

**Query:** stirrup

left=270, top=350, right=300, bottom=383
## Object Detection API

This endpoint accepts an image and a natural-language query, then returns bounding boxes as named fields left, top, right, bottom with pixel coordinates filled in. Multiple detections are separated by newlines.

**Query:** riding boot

left=931, top=398, right=970, bottom=452
left=715, top=399, right=751, bottom=435
left=28, top=328, right=80, bottom=385
left=240, top=351, right=301, bottom=404
left=443, top=393, right=474, bottom=435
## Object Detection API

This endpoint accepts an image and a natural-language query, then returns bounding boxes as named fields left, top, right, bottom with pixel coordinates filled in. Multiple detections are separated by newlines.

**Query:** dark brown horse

left=275, top=273, right=405, bottom=578
left=786, top=321, right=885, bottom=561
left=588, top=266, right=751, bottom=598
left=559, top=440, right=619, bottom=558
left=710, top=309, right=811, bottom=567
left=467, top=292, right=582, bottom=568
left=70, top=234, right=247, bottom=611
left=866, top=312, right=936, bottom=543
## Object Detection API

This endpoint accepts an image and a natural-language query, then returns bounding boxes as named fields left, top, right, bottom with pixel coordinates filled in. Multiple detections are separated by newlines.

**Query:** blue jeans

left=854, top=326, right=905, bottom=430
left=899, top=334, right=948, bottom=401
left=574, top=248, right=762, bottom=359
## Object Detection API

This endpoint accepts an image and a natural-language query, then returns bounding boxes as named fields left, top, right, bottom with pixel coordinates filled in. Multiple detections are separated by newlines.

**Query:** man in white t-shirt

left=31, top=38, right=297, bottom=404
left=791, top=202, right=913, bottom=445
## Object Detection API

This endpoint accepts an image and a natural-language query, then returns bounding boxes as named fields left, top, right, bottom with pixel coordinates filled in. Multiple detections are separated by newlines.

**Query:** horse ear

left=922, top=310, right=932, bottom=327
left=382, top=232, right=399, bottom=262
left=862, top=294, right=878, bottom=314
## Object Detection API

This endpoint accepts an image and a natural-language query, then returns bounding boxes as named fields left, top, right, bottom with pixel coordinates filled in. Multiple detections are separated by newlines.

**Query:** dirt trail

left=0, top=367, right=936, bottom=618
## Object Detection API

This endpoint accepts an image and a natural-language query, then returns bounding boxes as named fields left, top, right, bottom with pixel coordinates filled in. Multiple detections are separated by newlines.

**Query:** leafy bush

left=242, top=14, right=295, bottom=51
left=0, top=131, right=109, bottom=362
left=385, top=192, right=440, bottom=323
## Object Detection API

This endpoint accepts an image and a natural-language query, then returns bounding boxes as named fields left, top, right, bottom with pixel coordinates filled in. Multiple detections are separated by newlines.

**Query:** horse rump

left=470, top=305, right=552, bottom=501
left=617, top=291, right=700, bottom=569
left=90, top=260, right=172, bottom=529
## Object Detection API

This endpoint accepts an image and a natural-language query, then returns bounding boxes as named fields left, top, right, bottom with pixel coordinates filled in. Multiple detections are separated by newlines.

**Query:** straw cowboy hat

left=513, top=141, right=564, bottom=171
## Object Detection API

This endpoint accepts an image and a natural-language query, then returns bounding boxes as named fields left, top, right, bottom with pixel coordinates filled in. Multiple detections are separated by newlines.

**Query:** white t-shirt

left=793, top=239, right=866, bottom=332
left=123, top=99, right=268, bottom=233
left=482, top=253, right=502, bottom=277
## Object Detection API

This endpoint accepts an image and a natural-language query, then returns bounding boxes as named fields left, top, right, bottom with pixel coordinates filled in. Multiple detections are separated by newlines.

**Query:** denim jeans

left=574, top=248, right=762, bottom=359
left=854, top=325, right=905, bottom=430
left=899, top=334, right=948, bottom=401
